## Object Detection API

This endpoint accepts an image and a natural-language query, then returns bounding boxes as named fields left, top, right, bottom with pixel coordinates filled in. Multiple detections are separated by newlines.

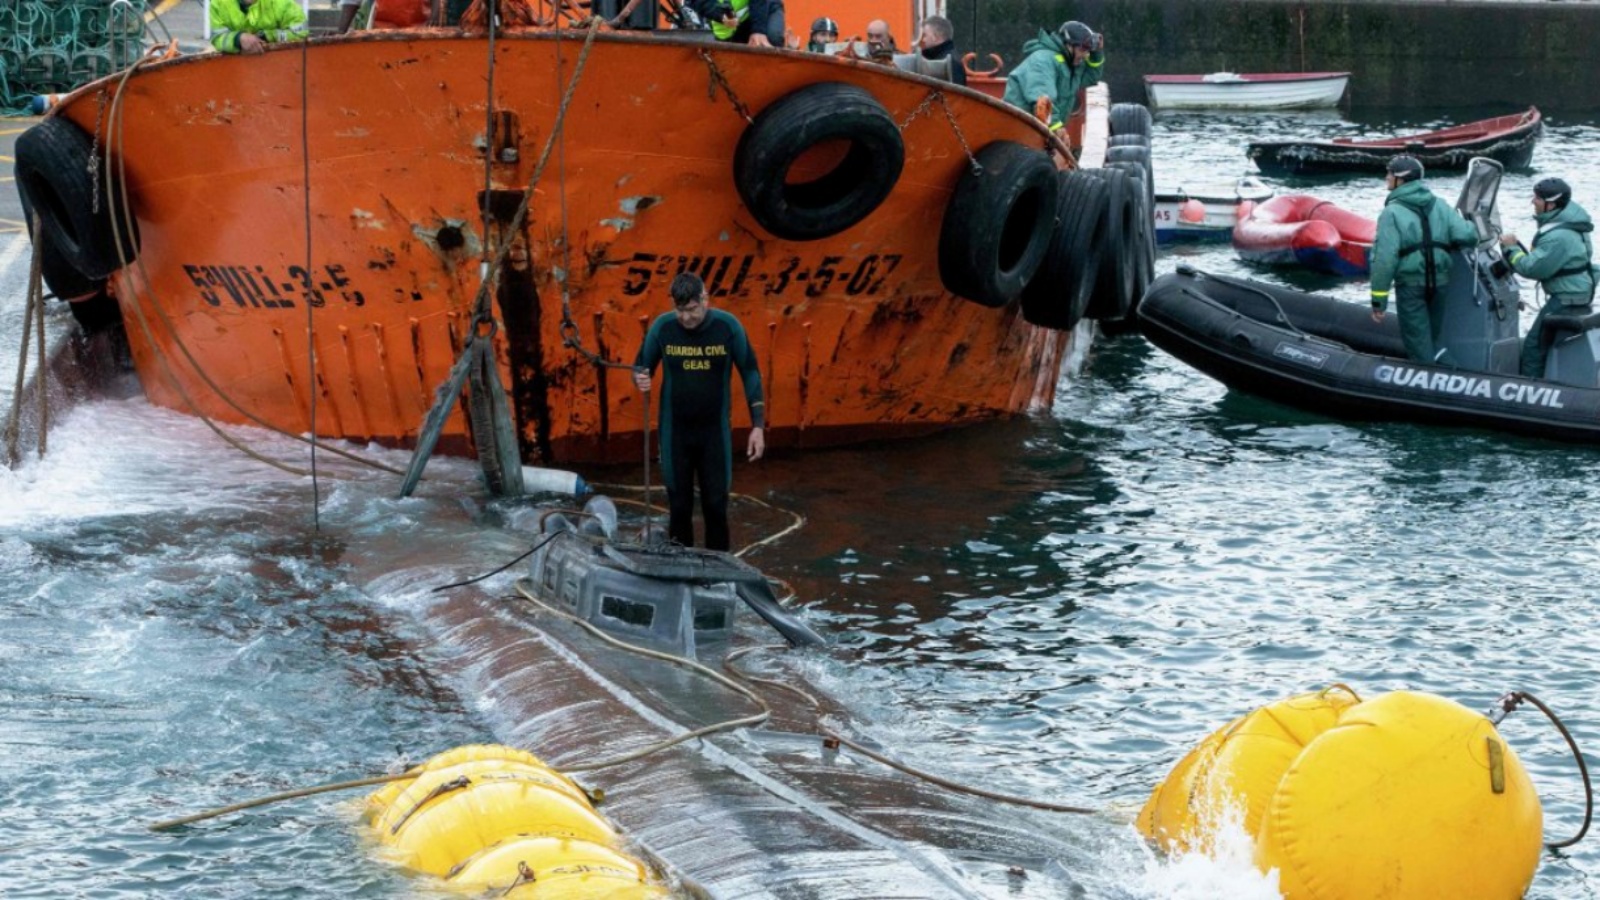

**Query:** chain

left=699, top=49, right=753, bottom=124
left=899, top=89, right=981, bottom=176
left=936, top=91, right=982, bottom=175
left=897, top=89, right=938, bottom=130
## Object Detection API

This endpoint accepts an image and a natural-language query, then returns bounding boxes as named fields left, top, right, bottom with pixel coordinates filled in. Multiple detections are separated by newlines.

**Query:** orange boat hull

left=55, top=32, right=1100, bottom=464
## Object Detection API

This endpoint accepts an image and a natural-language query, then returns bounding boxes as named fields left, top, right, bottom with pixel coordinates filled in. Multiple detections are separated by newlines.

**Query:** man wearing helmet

left=1369, top=155, right=1479, bottom=366
left=1500, top=177, right=1597, bottom=377
left=1001, top=19, right=1105, bottom=134
left=807, top=16, right=838, bottom=52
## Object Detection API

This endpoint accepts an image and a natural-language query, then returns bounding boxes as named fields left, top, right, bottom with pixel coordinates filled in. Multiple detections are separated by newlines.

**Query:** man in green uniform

left=1500, top=177, right=1597, bottom=378
left=1369, top=155, right=1479, bottom=366
left=1001, top=20, right=1104, bottom=135
left=688, top=0, right=784, bottom=47
left=209, top=0, right=308, bottom=54
left=634, top=273, right=766, bottom=551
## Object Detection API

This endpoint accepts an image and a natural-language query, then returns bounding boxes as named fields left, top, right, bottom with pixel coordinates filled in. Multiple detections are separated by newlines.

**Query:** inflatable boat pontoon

left=1140, top=160, right=1600, bottom=443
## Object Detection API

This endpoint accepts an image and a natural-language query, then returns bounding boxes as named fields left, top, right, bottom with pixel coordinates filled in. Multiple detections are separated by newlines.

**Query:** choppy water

left=4, top=107, right=1600, bottom=899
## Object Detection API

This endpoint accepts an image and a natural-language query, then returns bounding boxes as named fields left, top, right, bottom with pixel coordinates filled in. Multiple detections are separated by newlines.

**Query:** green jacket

left=210, top=0, right=308, bottom=54
left=1369, top=180, right=1478, bottom=310
left=1001, top=29, right=1104, bottom=132
left=1508, top=200, right=1596, bottom=305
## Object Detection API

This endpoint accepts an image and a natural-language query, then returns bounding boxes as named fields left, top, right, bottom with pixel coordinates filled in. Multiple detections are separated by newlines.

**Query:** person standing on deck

left=917, top=15, right=966, bottom=87
left=688, top=0, right=785, bottom=48
left=633, top=273, right=766, bottom=551
left=1369, top=155, right=1479, bottom=366
left=1002, top=20, right=1104, bottom=135
left=1500, top=178, right=1598, bottom=378
left=209, top=0, right=309, bottom=54
left=806, top=17, right=839, bottom=52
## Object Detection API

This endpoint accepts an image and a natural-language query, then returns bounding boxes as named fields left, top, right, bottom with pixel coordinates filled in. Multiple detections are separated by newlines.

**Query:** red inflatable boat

left=1232, top=194, right=1375, bottom=276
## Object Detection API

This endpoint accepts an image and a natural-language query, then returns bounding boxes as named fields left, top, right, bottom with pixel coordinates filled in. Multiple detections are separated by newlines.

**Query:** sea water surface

left=3, top=109, right=1600, bottom=899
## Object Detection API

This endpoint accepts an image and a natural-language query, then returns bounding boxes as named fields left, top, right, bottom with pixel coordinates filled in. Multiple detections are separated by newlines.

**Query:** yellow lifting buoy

left=452, top=835, right=671, bottom=898
left=1138, top=688, right=1546, bottom=900
left=365, top=744, right=668, bottom=895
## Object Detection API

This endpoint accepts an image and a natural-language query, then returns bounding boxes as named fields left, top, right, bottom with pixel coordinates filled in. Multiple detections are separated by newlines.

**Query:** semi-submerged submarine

left=1139, top=159, right=1600, bottom=443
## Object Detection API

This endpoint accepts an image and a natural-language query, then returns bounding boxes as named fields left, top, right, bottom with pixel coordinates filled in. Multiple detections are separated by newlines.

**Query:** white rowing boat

left=1152, top=176, right=1274, bottom=244
left=1144, top=72, right=1349, bottom=111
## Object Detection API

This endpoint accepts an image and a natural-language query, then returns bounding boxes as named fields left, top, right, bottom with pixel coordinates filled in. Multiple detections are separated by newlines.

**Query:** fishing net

left=1, top=0, right=151, bottom=116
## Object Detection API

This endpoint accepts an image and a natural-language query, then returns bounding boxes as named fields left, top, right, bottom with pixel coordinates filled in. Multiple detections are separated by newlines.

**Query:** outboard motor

left=1433, top=158, right=1521, bottom=374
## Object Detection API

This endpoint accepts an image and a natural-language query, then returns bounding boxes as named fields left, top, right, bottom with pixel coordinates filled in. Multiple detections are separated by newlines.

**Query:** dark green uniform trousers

left=1396, top=285, right=1457, bottom=367
left=1521, top=295, right=1592, bottom=378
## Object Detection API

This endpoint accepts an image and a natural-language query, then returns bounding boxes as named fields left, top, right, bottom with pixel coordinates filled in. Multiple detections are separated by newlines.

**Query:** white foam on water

left=1131, top=803, right=1283, bottom=900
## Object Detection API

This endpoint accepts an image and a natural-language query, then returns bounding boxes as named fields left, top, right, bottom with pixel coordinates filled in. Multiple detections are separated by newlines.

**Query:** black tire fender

left=17, top=179, right=105, bottom=302
left=1106, top=143, right=1153, bottom=183
left=937, top=141, right=1059, bottom=308
left=14, top=116, right=138, bottom=281
left=1109, top=103, right=1153, bottom=139
left=1105, top=159, right=1155, bottom=293
left=734, top=82, right=905, bottom=241
left=1084, top=167, right=1138, bottom=321
left=1020, top=170, right=1107, bottom=331
left=1108, top=133, right=1149, bottom=149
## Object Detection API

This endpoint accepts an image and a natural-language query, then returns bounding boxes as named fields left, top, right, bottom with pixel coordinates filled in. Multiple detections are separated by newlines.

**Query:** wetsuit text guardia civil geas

left=635, top=308, right=765, bottom=551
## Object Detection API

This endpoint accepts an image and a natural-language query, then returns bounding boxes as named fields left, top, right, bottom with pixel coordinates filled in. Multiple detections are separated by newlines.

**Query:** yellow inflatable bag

left=453, top=835, right=671, bottom=899
left=1257, top=691, right=1542, bottom=900
left=1137, top=686, right=1358, bottom=852
left=1141, top=689, right=1544, bottom=900
left=371, top=763, right=614, bottom=875
left=364, top=744, right=586, bottom=820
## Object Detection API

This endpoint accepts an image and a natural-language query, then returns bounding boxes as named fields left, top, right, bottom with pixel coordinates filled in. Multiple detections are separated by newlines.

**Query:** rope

left=146, top=772, right=411, bottom=832
left=102, top=59, right=407, bottom=477
left=718, top=645, right=1097, bottom=815
left=589, top=482, right=806, bottom=558
left=511, top=577, right=772, bottom=772
left=3, top=216, right=48, bottom=468
left=299, top=27, right=321, bottom=527
left=401, top=16, right=604, bottom=492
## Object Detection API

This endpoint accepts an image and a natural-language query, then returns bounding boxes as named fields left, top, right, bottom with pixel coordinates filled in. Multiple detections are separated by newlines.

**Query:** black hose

left=1496, top=690, right=1593, bottom=849
left=430, top=532, right=559, bottom=593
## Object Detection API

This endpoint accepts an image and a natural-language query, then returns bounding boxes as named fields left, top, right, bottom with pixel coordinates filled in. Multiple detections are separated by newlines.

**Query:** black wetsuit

left=635, top=309, right=765, bottom=550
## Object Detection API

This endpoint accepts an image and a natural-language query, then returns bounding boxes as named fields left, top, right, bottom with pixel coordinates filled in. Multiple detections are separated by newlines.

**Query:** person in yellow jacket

left=210, top=0, right=309, bottom=55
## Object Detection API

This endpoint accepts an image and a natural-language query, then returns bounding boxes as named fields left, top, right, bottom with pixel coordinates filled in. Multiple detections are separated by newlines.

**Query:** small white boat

left=1144, top=72, right=1350, bottom=111
left=1153, top=176, right=1274, bottom=244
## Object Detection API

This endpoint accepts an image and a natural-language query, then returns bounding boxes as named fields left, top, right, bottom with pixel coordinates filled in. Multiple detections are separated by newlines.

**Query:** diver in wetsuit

left=1369, top=155, right=1479, bottom=366
left=1499, top=177, right=1597, bottom=378
left=633, top=273, right=766, bottom=551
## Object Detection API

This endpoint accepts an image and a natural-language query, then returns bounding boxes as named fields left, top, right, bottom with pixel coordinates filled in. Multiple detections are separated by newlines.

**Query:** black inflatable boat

left=1136, top=158, right=1600, bottom=442
left=1138, top=265, right=1600, bottom=442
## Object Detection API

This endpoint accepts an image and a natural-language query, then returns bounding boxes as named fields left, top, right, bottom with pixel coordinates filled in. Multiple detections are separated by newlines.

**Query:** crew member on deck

left=863, top=19, right=898, bottom=61
left=917, top=15, right=966, bottom=87
left=1501, top=177, right=1597, bottom=378
left=806, top=16, right=839, bottom=52
left=689, top=0, right=785, bottom=47
left=633, top=273, right=766, bottom=551
left=209, top=0, right=309, bottom=54
left=1369, top=155, right=1478, bottom=366
left=1002, top=20, right=1104, bottom=134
